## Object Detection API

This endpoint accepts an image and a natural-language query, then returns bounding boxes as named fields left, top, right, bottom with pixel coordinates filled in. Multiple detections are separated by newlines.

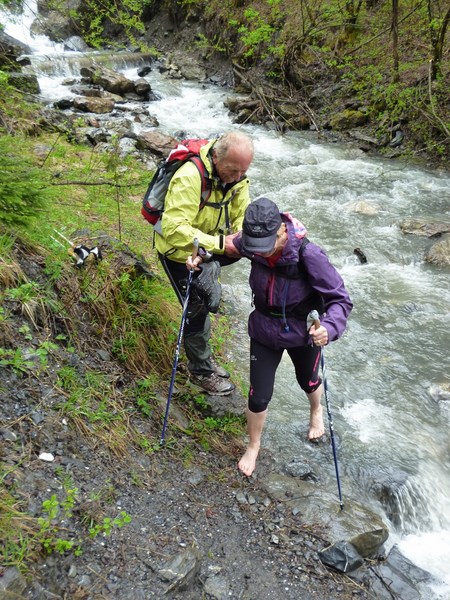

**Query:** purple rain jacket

left=233, top=212, right=353, bottom=351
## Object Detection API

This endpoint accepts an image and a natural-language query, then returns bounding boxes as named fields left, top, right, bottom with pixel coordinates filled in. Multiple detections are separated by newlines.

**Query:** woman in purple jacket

left=188, top=197, right=353, bottom=477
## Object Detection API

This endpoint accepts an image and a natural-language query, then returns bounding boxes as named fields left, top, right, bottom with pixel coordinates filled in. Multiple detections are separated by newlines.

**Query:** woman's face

left=258, top=223, right=288, bottom=257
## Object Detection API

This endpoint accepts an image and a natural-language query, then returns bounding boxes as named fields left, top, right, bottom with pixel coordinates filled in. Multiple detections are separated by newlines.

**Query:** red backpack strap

left=189, top=155, right=212, bottom=206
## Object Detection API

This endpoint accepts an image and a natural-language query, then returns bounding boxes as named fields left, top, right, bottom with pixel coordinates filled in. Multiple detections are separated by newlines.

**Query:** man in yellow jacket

left=155, top=131, right=254, bottom=395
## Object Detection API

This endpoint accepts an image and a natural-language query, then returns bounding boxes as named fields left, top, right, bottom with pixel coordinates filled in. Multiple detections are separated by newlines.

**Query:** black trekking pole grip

left=309, top=309, right=344, bottom=511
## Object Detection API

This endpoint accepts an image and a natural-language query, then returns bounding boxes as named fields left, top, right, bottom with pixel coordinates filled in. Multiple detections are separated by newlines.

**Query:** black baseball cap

left=241, top=197, right=282, bottom=255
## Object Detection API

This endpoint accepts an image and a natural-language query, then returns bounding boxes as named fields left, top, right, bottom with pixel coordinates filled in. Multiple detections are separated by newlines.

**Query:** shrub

left=0, top=136, right=49, bottom=227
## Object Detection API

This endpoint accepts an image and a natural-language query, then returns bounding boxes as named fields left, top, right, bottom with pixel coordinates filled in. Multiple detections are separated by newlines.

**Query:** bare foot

left=238, top=445, right=260, bottom=477
left=308, top=404, right=325, bottom=441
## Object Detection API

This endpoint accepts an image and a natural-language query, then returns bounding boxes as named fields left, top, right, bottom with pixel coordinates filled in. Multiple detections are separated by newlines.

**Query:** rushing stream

left=2, top=3, right=450, bottom=598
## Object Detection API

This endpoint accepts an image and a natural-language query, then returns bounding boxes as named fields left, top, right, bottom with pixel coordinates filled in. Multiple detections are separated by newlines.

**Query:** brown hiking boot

left=191, top=372, right=235, bottom=396
left=211, top=359, right=230, bottom=378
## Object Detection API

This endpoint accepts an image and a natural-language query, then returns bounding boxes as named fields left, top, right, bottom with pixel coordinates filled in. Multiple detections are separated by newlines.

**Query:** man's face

left=213, top=146, right=253, bottom=184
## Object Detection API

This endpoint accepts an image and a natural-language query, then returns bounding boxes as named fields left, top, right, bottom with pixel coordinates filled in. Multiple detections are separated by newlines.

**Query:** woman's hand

left=309, top=324, right=329, bottom=346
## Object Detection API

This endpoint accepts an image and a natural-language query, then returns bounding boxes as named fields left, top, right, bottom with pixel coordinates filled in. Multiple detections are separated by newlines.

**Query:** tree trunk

left=430, top=5, right=450, bottom=80
left=391, top=0, right=399, bottom=82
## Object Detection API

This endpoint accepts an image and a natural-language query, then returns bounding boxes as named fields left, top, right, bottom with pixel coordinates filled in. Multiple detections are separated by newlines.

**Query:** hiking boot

left=211, top=359, right=230, bottom=379
left=191, top=372, right=235, bottom=396
left=192, top=261, right=222, bottom=313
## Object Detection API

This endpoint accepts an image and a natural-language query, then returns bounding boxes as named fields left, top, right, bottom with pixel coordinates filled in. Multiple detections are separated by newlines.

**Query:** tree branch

left=344, top=0, right=426, bottom=56
left=427, top=59, right=450, bottom=138
left=50, top=180, right=142, bottom=188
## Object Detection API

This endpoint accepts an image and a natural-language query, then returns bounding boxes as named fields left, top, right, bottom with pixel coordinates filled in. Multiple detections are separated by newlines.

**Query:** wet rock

left=402, top=302, right=420, bottom=313
left=80, top=65, right=135, bottom=95
left=160, top=52, right=207, bottom=81
left=356, top=545, right=435, bottom=599
left=31, top=11, right=73, bottom=42
left=135, top=130, right=178, bottom=157
left=133, top=77, right=151, bottom=98
left=319, top=540, right=364, bottom=573
left=349, top=528, right=389, bottom=558
left=54, top=97, right=74, bottom=110
left=424, top=234, right=450, bottom=267
left=64, top=35, right=90, bottom=52
left=6, top=72, right=40, bottom=94
left=0, top=30, right=32, bottom=68
left=284, top=460, right=317, bottom=480
left=0, top=567, right=27, bottom=596
left=137, top=65, right=152, bottom=77
left=260, top=471, right=388, bottom=544
left=69, top=86, right=105, bottom=98
left=159, top=547, right=202, bottom=592
left=347, top=200, right=379, bottom=215
left=429, top=382, right=450, bottom=402
left=73, top=96, right=115, bottom=114
left=353, top=248, right=368, bottom=264
left=399, top=219, right=450, bottom=237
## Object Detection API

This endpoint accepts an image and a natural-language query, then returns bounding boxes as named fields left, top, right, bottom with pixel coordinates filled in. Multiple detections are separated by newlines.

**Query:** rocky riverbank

left=0, top=234, right=438, bottom=600
left=2, top=0, right=449, bottom=170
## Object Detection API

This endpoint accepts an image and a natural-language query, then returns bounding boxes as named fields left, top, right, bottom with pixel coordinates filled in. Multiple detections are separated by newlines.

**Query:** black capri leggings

left=248, top=338, right=322, bottom=413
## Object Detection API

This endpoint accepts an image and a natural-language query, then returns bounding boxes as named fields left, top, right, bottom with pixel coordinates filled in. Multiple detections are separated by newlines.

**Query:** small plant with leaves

left=0, top=347, right=35, bottom=375
left=36, top=489, right=81, bottom=555
left=132, top=376, right=159, bottom=417
left=88, top=510, right=132, bottom=538
left=4, top=281, right=53, bottom=329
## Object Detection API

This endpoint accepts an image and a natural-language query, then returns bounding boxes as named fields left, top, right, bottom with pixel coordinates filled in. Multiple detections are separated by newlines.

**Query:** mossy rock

left=7, top=72, right=40, bottom=94
left=330, top=109, right=369, bottom=130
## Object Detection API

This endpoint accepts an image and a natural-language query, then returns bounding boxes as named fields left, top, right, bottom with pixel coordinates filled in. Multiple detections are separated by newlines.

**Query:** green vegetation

left=0, top=125, right=244, bottom=575
left=2, top=0, right=447, bottom=159
left=1, top=471, right=132, bottom=568
left=199, top=0, right=449, bottom=161
left=64, top=0, right=154, bottom=51
left=0, top=136, right=52, bottom=226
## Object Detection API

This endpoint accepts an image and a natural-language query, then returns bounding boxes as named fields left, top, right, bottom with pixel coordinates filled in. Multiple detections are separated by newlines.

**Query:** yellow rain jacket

left=154, top=140, right=251, bottom=262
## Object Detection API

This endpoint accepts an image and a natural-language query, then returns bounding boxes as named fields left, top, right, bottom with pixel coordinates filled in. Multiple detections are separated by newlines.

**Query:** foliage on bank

left=57, top=0, right=449, bottom=163
left=187, top=0, right=450, bottom=162
left=0, top=130, right=245, bottom=572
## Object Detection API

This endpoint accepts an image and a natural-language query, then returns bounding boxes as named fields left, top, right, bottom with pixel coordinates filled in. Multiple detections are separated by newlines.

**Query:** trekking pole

left=160, top=238, right=199, bottom=445
left=309, top=309, right=344, bottom=511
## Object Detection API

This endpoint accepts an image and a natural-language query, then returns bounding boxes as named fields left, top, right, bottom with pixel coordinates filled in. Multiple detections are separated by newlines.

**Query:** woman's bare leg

left=307, top=384, right=325, bottom=440
left=238, top=409, right=268, bottom=477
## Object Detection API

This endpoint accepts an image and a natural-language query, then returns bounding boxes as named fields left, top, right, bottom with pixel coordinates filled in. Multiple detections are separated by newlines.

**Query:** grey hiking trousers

left=158, top=253, right=214, bottom=375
